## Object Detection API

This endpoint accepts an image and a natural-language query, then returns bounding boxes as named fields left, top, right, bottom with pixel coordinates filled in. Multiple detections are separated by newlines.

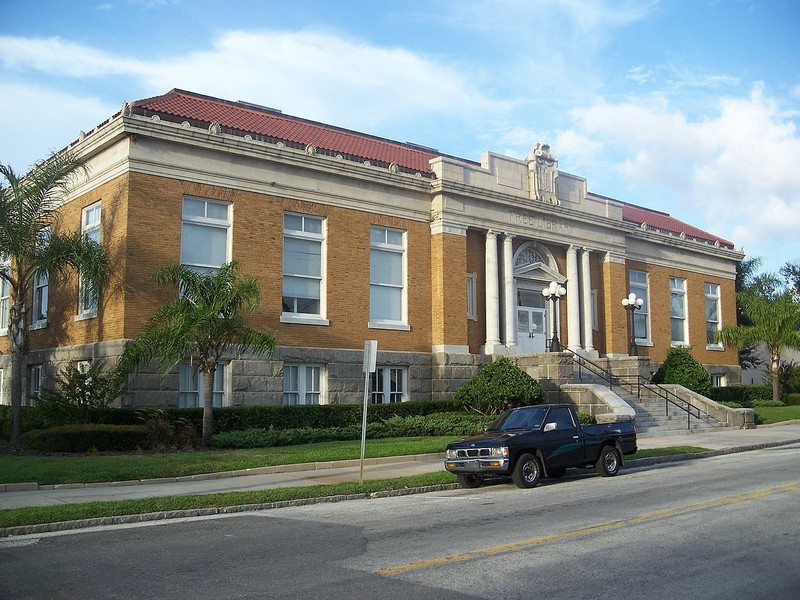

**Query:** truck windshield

left=488, top=407, right=549, bottom=432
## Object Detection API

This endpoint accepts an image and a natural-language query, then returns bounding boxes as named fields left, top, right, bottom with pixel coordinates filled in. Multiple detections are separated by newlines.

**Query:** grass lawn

left=0, top=436, right=456, bottom=486
left=755, top=405, right=800, bottom=424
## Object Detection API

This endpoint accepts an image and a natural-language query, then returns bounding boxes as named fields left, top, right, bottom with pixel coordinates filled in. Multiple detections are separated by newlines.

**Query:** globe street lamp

left=542, top=281, right=566, bottom=352
left=621, top=292, right=644, bottom=356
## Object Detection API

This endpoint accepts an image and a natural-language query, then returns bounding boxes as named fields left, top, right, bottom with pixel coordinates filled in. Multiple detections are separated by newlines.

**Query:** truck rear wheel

left=456, top=474, right=484, bottom=488
left=512, top=453, right=541, bottom=489
left=596, top=446, right=621, bottom=477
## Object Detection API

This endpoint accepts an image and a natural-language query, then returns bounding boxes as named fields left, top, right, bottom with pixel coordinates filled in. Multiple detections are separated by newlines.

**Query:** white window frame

left=629, top=269, right=651, bottom=344
left=466, top=272, right=478, bottom=321
left=670, top=276, right=689, bottom=345
left=32, top=226, right=50, bottom=329
left=369, top=226, right=408, bottom=330
left=180, top=197, right=231, bottom=274
left=32, top=271, right=48, bottom=330
left=282, top=364, right=325, bottom=405
left=0, top=369, right=5, bottom=405
left=178, top=362, right=229, bottom=408
left=281, top=213, right=328, bottom=326
left=0, top=254, right=9, bottom=335
left=29, top=364, right=43, bottom=406
left=370, top=366, right=407, bottom=404
left=705, top=282, right=723, bottom=349
left=77, top=202, right=101, bottom=319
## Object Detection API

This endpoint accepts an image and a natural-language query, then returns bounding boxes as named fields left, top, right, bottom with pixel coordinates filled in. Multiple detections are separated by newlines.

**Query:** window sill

left=29, top=320, right=47, bottom=331
left=670, top=342, right=690, bottom=348
left=281, top=314, right=330, bottom=326
left=634, top=339, right=654, bottom=347
left=368, top=321, right=411, bottom=331
left=75, top=311, right=97, bottom=322
left=706, top=344, right=725, bottom=352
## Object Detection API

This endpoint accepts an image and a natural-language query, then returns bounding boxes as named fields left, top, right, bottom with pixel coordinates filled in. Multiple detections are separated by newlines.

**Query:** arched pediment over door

left=513, top=242, right=564, bottom=284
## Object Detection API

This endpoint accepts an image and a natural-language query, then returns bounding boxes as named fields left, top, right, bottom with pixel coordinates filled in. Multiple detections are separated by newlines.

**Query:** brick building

left=0, top=89, right=743, bottom=407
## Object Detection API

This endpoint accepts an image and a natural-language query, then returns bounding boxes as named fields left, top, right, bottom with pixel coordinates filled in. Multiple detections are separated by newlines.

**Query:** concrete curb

left=2, top=440, right=798, bottom=538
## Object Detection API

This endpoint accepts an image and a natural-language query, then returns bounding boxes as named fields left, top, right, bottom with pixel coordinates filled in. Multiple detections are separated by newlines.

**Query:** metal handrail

left=563, top=348, right=705, bottom=429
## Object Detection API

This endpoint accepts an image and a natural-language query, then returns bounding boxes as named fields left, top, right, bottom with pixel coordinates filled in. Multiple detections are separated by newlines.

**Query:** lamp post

left=621, top=292, right=644, bottom=356
left=542, top=281, right=566, bottom=352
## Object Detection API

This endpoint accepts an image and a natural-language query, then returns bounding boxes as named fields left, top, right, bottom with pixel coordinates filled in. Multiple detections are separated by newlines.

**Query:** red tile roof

left=131, top=89, right=442, bottom=175
left=129, top=89, right=734, bottom=249
left=620, top=202, right=733, bottom=248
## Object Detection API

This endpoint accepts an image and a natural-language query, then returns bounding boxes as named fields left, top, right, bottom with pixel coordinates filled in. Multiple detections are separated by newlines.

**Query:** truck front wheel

left=596, top=446, right=621, bottom=477
left=457, top=474, right=484, bottom=488
left=512, top=453, right=541, bottom=489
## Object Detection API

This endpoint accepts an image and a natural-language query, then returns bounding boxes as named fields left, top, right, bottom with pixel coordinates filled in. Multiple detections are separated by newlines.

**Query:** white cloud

left=563, top=84, right=800, bottom=265
left=0, top=82, right=116, bottom=170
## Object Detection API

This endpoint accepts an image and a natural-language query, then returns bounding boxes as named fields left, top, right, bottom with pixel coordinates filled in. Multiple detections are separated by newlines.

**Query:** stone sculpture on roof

left=527, top=142, right=560, bottom=206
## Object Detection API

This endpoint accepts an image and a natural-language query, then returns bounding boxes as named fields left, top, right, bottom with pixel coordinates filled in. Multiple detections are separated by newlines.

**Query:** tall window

left=0, top=254, right=9, bottom=335
left=181, top=197, right=231, bottom=274
left=466, top=273, right=477, bottom=320
left=178, top=362, right=228, bottom=408
left=670, top=277, right=688, bottom=344
left=369, top=226, right=406, bottom=326
left=33, top=227, right=50, bottom=326
left=629, top=270, right=650, bottom=341
left=282, top=214, right=324, bottom=318
left=78, top=202, right=101, bottom=317
left=705, top=283, right=722, bottom=347
left=370, top=367, right=407, bottom=404
left=29, top=365, right=43, bottom=405
left=282, top=364, right=324, bottom=405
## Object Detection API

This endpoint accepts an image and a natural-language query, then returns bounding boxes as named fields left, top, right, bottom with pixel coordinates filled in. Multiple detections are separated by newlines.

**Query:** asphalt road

left=2, top=444, right=798, bottom=600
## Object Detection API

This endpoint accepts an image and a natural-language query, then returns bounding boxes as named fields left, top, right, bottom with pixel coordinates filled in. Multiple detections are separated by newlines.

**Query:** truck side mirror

left=544, top=422, right=557, bottom=432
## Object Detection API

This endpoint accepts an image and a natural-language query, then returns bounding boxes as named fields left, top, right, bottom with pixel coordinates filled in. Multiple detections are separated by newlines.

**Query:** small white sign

left=363, top=340, right=378, bottom=373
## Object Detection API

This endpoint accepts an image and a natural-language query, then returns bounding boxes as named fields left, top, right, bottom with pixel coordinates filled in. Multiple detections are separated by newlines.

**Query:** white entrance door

left=517, top=307, right=547, bottom=354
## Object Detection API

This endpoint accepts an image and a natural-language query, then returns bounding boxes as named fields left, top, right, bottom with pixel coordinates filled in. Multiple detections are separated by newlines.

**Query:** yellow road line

left=377, top=481, right=800, bottom=576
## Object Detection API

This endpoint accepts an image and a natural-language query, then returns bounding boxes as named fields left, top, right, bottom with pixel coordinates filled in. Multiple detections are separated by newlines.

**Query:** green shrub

left=453, top=358, right=545, bottom=415
left=20, top=424, right=150, bottom=452
left=749, top=398, right=786, bottom=408
left=577, top=412, right=596, bottom=425
left=37, top=360, right=125, bottom=427
left=786, top=393, right=800, bottom=406
left=708, top=385, right=772, bottom=407
left=651, top=347, right=712, bottom=396
left=137, top=408, right=200, bottom=450
left=718, top=401, right=744, bottom=409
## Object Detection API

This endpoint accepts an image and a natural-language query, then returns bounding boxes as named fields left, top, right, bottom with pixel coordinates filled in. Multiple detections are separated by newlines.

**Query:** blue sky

left=1, top=0, right=798, bottom=274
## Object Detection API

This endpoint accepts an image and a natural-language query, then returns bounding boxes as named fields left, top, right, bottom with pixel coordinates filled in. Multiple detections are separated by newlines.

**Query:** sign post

left=360, top=340, right=378, bottom=484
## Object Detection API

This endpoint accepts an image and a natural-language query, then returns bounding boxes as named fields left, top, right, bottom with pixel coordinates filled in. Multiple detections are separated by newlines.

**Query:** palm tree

left=0, top=152, right=110, bottom=445
left=118, top=262, right=275, bottom=445
left=718, top=291, right=800, bottom=402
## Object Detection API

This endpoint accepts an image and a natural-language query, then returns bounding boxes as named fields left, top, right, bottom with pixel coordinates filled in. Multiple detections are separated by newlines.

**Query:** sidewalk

left=2, top=421, right=799, bottom=513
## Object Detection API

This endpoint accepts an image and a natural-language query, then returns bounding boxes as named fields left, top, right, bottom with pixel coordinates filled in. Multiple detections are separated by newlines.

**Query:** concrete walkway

left=2, top=421, right=799, bottom=513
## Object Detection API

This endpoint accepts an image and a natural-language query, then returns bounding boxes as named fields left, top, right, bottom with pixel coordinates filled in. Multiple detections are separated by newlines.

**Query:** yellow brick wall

left=626, top=260, right=738, bottom=363
left=431, top=232, right=468, bottom=347
left=123, top=173, right=433, bottom=352
left=466, top=229, right=486, bottom=353
left=603, top=259, right=629, bottom=355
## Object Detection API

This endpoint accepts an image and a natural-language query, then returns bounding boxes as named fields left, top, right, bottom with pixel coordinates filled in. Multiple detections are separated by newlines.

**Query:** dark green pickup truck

left=444, top=404, right=638, bottom=489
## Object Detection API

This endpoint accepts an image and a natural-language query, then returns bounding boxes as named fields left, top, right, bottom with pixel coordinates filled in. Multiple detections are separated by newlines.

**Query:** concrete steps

left=573, top=370, right=727, bottom=438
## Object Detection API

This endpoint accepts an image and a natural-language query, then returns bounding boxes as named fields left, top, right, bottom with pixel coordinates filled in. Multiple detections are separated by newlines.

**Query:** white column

left=566, top=245, right=581, bottom=351
left=502, top=233, right=517, bottom=348
left=484, top=230, right=501, bottom=350
left=581, top=248, right=595, bottom=354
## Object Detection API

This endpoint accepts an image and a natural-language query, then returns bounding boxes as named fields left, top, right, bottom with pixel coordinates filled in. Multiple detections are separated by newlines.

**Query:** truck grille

left=455, top=448, right=491, bottom=458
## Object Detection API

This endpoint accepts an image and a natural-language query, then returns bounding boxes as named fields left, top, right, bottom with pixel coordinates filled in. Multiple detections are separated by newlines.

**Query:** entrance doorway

left=517, top=307, right=547, bottom=354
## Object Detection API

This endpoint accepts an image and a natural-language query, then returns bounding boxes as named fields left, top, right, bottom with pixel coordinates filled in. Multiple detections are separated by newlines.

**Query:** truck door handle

left=573, top=435, right=580, bottom=439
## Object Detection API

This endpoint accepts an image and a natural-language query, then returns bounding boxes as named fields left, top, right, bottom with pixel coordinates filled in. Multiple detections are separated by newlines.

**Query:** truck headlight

left=445, top=449, right=458, bottom=459
left=491, top=447, right=509, bottom=458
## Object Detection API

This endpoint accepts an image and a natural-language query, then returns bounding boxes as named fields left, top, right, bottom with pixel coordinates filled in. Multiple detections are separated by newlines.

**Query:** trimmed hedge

left=652, top=346, right=712, bottom=396
left=209, top=412, right=492, bottom=448
left=708, top=385, right=773, bottom=408
left=1, top=401, right=462, bottom=439
left=20, top=424, right=150, bottom=452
